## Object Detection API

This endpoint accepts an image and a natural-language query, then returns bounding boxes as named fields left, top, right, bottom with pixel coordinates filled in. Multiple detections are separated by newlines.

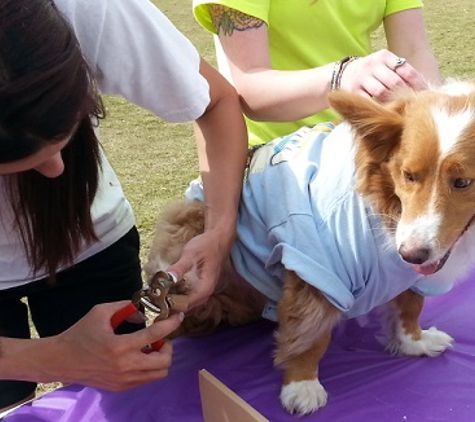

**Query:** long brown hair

left=0, top=0, right=104, bottom=280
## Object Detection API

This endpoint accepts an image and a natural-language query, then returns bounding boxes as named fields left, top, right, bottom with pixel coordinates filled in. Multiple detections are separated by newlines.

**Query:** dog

left=145, top=80, right=475, bottom=415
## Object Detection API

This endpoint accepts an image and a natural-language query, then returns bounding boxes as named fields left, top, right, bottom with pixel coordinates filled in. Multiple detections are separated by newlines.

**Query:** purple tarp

left=4, top=273, right=475, bottom=421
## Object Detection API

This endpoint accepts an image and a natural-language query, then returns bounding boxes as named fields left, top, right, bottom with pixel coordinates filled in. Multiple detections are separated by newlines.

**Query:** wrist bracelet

left=331, top=55, right=359, bottom=91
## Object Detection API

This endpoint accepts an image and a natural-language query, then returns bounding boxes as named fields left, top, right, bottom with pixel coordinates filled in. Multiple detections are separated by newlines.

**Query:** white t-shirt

left=0, top=0, right=210, bottom=289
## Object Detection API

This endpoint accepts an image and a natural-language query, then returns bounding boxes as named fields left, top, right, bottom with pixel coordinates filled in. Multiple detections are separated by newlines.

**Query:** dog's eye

left=403, top=171, right=415, bottom=183
left=452, top=178, right=473, bottom=189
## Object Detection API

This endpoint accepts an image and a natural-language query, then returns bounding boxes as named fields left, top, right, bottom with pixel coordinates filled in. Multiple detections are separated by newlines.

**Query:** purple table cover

left=4, top=273, right=475, bottom=422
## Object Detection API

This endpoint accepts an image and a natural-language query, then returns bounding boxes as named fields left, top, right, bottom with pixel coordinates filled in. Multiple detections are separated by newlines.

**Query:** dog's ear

left=328, top=91, right=406, bottom=160
left=329, top=91, right=410, bottom=221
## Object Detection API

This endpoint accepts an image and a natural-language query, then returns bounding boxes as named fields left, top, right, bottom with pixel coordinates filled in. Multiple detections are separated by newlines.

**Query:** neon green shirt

left=193, top=0, right=423, bottom=145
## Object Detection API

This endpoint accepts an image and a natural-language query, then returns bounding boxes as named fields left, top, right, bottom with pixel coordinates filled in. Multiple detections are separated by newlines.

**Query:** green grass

left=34, top=0, right=474, bottom=398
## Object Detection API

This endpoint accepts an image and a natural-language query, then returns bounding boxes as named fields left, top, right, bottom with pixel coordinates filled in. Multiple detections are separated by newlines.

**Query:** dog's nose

left=398, top=244, right=430, bottom=264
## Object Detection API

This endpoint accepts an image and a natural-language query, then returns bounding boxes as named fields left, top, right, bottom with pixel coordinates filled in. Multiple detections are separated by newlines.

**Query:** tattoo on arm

left=209, top=5, right=265, bottom=36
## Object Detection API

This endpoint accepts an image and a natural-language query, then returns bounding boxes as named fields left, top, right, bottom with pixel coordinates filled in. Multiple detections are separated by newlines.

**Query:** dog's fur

left=145, top=80, right=475, bottom=415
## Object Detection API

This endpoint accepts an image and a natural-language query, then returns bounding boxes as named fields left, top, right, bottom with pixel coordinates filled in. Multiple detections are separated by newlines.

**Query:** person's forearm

left=194, top=60, right=248, bottom=247
left=194, top=97, right=247, bottom=244
left=403, top=48, right=441, bottom=86
left=0, top=336, right=60, bottom=383
left=229, top=65, right=335, bottom=122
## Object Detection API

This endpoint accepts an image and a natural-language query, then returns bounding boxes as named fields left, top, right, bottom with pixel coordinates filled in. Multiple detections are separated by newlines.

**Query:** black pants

left=0, top=227, right=144, bottom=408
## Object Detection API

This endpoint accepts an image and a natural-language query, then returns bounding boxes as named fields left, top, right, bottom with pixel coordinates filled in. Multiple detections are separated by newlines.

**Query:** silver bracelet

left=331, top=55, right=359, bottom=91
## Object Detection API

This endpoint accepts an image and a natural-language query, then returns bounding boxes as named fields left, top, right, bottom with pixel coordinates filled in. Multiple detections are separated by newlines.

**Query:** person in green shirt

left=193, top=0, right=441, bottom=146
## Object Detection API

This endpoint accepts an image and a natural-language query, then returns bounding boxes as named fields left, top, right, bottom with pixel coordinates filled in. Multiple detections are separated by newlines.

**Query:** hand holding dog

left=0, top=302, right=183, bottom=392
left=339, top=49, right=428, bottom=102
left=166, top=229, right=230, bottom=310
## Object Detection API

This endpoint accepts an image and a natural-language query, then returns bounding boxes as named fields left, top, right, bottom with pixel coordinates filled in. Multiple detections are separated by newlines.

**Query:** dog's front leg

left=274, top=270, right=342, bottom=415
left=278, top=333, right=332, bottom=415
left=387, top=289, right=453, bottom=357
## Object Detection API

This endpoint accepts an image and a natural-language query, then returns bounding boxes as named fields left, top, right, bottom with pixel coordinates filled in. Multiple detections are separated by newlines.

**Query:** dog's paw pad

left=390, top=326, right=454, bottom=357
left=280, top=379, right=327, bottom=415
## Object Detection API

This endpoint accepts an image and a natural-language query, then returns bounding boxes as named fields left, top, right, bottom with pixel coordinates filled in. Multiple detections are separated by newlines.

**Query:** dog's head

left=329, top=81, right=475, bottom=275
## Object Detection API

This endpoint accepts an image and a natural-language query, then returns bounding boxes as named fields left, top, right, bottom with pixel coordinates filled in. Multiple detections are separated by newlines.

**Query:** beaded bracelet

left=330, top=55, right=359, bottom=91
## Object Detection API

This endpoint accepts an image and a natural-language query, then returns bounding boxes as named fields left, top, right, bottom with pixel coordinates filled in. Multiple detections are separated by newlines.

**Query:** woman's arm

left=167, top=58, right=248, bottom=308
left=210, top=5, right=440, bottom=122
left=211, top=5, right=334, bottom=122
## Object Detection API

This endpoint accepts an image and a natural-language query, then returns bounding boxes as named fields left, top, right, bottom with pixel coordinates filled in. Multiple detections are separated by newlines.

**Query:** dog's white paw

left=280, top=379, right=328, bottom=415
left=388, top=326, right=454, bottom=357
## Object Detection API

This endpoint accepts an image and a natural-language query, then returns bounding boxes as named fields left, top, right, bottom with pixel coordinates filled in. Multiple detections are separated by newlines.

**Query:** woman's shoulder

left=53, top=0, right=107, bottom=67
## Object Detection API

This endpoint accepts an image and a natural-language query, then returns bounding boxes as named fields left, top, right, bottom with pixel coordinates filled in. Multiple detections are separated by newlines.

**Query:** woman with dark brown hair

left=0, top=0, right=247, bottom=411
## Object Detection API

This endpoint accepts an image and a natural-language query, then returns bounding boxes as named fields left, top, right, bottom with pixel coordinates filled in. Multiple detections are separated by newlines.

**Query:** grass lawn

left=35, top=0, right=474, bottom=397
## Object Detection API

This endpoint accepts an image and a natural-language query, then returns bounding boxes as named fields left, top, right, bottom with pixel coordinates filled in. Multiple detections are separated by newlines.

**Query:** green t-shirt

left=193, top=0, right=423, bottom=145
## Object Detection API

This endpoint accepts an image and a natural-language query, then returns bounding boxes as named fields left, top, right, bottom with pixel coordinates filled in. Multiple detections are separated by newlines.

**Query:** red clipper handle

left=111, top=303, right=138, bottom=330
left=149, top=338, right=165, bottom=352
left=111, top=303, right=165, bottom=352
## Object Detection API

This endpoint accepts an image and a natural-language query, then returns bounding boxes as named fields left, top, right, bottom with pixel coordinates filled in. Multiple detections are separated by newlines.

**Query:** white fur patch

left=431, top=79, right=475, bottom=96
left=280, top=379, right=328, bottom=415
left=432, top=106, right=473, bottom=157
left=388, top=322, right=454, bottom=357
left=396, top=212, right=441, bottom=254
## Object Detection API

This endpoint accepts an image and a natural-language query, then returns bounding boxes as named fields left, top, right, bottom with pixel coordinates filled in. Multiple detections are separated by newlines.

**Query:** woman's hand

left=340, top=49, right=428, bottom=102
left=0, top=301, right=184, bottom=391
left=167, top=227, right=232, bottom=310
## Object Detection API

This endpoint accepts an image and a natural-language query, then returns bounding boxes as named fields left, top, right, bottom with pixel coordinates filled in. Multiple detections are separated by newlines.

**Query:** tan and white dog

left=145, top=80, right=475, bottom=415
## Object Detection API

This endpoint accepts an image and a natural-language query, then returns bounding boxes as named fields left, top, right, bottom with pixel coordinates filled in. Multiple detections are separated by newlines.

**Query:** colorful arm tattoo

left=209, top=5, right=265, bottom=36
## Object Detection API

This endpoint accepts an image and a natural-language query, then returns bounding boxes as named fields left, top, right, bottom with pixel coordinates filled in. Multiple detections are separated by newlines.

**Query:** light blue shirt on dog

left=230, top=123, right=453, bottom=321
